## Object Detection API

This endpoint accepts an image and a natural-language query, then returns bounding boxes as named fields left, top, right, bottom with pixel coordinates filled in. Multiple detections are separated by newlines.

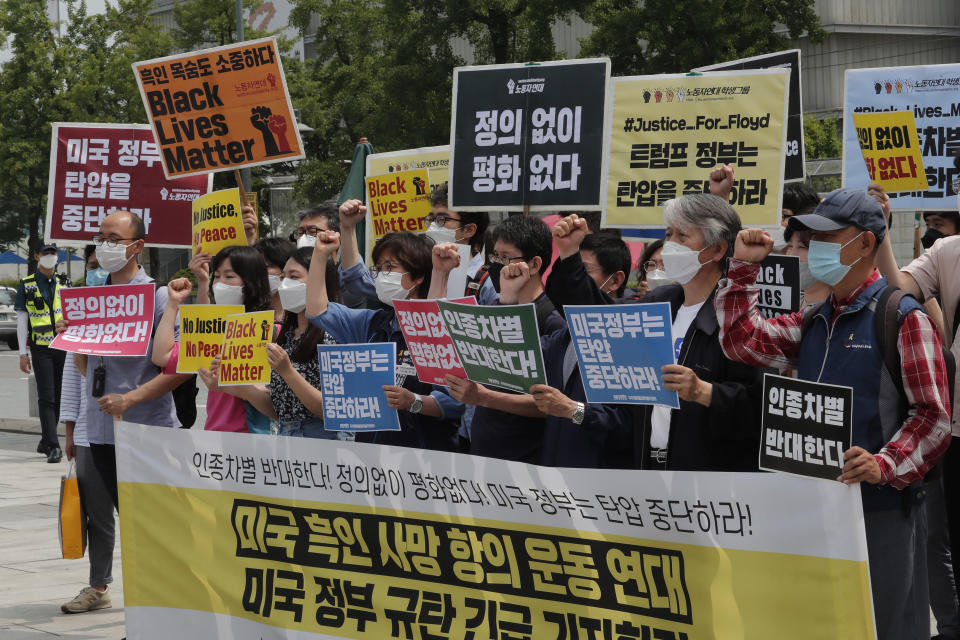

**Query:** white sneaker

left=61, top=586, right=112, bottom=613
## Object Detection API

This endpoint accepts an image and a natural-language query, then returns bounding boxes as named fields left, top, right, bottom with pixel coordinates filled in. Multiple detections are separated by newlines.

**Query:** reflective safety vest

left=22, top=272, right=65, bottom=347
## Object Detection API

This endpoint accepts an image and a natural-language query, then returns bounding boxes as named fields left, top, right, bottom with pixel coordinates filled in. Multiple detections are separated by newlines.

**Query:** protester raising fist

left=552, top=213, right=589, bottom=259
left=313, top=230, right=341, bottom=259
left=733, top=228, right=775, bottom=264
left=166, top=277, right=192, bottom=306
left=498, top=260, right=531, bottom=305
left=338, top=199, right=367, bottom=228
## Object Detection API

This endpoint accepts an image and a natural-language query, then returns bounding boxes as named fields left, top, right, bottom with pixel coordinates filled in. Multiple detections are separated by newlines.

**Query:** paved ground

left=0, top=429, right=126, bottom=638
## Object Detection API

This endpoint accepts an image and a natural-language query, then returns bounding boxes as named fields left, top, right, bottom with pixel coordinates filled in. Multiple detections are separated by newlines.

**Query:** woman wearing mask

left=255, top=237, right=296, bottom=323
left=783, top=225, right=831, bottom=306
left=635, top=239, right=667, bottom=298
left=549, top=190, right=764, bottom=472
left=152, top=245, right=274, bottom=433
left=305, top=201, right=465, bottom=451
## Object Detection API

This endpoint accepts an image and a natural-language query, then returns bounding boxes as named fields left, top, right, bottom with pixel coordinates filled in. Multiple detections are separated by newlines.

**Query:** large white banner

left=116, top=423, right=876, bottom=639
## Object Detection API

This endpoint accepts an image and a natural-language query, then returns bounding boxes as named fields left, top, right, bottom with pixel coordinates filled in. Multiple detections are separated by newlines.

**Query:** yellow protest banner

left=176, top=304, right=245, bottom=373
left=218, top=310, right=273, bottom=385
left=604, top=69, right=789, bottom=228
left=192, top=187, right=247, bottom=256
left=851, top=111, right=928, bottom=193
left=365, top=145, right=449, bottom=262
left=365, top=168, right=432, bottom=238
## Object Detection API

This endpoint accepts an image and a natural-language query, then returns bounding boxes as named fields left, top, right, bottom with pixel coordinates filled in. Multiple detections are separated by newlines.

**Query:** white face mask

left=277, top=278, right=307, bottom=313
left=268, top=274, right=282, bottom=295
left=296, top=234, right=317, bottom=249
left=374, top=271, right=412, bottom=307
left=425, top=222, right=459, bottom=245
left=212, top=282, right=245, bottom=306
left=661, top=241, right=707, bottom=285
left=95, top=243, right=134, bottom=273
left=645, top=269, right=673, bottom=291
left=768, top=226, right=786, bottom=247
left=38, top=254, right=58, bottom=270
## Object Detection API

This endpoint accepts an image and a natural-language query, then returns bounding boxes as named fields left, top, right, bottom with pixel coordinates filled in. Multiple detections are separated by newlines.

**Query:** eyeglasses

left=488, top=253, right=528, bottom=266
left=370, top=261, right=405, bottom=277
left=293, top=225, right=329, bottom=238
left=92, top=235, right=138, bottom=248
left=424, top=213, right=461, bottom=226
left=642, top=260, right=665, bottom=272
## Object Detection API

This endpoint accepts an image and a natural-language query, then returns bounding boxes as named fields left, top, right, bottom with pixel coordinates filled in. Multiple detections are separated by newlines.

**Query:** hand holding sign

left=382, top=385, right=416, bottom=411
left=838, top=446, right=882, bottom=485
left=338, top=199, right=367, bottom=230
left=552, top=214, right=588, bottom=259
left=242, top=204, right=258, bottom=246
left=265, top=342, right=293, bottom=377
left=444, top=374, right=488, bottom=406
left=530, top=384, right=578, bottom=418
left=188, top=252, right=211, bottom=289
left=734, top=228, right=775, bottom=264
left=866, top=183, right=891, bottom=224
left=661, top=364, right=711, bottom=406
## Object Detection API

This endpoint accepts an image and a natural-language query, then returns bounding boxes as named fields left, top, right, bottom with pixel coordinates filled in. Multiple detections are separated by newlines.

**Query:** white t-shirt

left=650, top=301, right=705, bottom=449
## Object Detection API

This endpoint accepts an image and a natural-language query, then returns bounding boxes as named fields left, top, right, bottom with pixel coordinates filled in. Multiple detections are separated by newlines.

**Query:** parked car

left=0, top=286, right=18, bottom=350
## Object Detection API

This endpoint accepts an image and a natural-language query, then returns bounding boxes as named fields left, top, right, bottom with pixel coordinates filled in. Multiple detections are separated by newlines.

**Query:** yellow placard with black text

left=192, top=187, right=247, bottom=256
left=851, top=111, right=928, bottom=193
left=604, top=69, right=788, bottom=228
left=218, top=310, right=273, bottom=385
left=176, top=304, right=245, bottom=373
left=365, top=169, right=432, bottom=240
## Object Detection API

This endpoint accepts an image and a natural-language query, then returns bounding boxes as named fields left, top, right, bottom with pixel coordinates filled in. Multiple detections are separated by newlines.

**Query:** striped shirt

left=59, top=352, right=89, bottom=448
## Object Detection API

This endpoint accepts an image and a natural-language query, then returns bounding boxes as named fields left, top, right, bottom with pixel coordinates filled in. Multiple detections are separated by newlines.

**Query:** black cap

left=36, top=242, right=58, bottom=253
left=787, top=188, right=886, bottom=243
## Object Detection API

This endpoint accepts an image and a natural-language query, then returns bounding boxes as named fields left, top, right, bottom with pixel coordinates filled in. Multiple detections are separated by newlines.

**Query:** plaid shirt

left=715, top=259, right=951, bottom=488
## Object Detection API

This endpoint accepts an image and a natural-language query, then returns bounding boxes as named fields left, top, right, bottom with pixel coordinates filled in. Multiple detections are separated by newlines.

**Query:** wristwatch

left=571, top=402, right=585, bottom=425
left=409, top=393, right=423, bottom=414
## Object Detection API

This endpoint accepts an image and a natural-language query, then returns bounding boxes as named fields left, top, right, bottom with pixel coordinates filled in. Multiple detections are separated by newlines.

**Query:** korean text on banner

left=449, top=58, right=610, bottom=211
left=115, top=423, right=877, bottom=640
left=760, top=373, right=853, bottom=481
left=45, top=123, right=211, bottom=248
left=51, top=284, right=155, bottom=357
left=756, top=254, right=801, bottom=319
left=565, top=303, right=678, bottom=408
left=437, top=300, right=546, bottom=393
left=365, top=145, right=449, bottom=264
left=318, top=343, right=399, bottom=432
left=176, top=304, right=245, bottom=373
left=394, top=297, right=476, bottom=385
left=850, top=111, right=927, bottom=193
left=843, top=63, right=960, bottom=209
left=132, top=37, right=305, bottom=179
left=604, top=69, right=789, bottom=228
left=192, top=188, right=247, bottom=256
left=365, top=170, right=432, bottom=240
left=695, top=49, right=805, bottom=182
left=218, top=310, right=273, bottom=385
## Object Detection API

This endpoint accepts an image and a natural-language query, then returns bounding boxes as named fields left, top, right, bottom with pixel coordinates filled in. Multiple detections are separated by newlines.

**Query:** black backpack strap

left=872, top=286, right=908, bottom=399
left=465, top=266, right=490, bottom=297
left=953, top=295, right=960, bottom=340
left=533, top=296, right=556, bottom=336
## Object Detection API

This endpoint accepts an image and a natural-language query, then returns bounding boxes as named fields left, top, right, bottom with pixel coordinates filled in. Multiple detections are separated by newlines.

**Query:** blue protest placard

left=318, top=343, right=400, bottom=432
left=565, top=302, right=678, bottom=408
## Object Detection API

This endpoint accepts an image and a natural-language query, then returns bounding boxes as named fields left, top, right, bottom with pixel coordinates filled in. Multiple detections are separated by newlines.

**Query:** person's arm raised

left=428, top=243, right=461, bottom=299
left=152, top=277, right=191, bottom=368
left=552, top=214, right=588, bottom=261
left=337, top=199, right=367, bottom=270
left=306, top=231, right=340, bottom=318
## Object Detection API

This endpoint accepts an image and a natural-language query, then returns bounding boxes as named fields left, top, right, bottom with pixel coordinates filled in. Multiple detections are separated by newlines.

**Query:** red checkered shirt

left=715, top=259, right=951, bottom=488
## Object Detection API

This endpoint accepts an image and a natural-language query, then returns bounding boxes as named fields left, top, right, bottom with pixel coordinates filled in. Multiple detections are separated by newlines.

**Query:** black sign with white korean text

left=760, top=374, right=853, bottom=481
left=449, top=58, right=610, bottom=211
left=756, top=254, right=801, bottom=319
left=696, top=50, right=805, bottom=181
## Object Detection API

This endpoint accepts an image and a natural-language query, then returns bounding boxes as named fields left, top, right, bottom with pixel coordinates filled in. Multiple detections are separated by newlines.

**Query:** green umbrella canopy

left=337, top=138, right=375, bottom=259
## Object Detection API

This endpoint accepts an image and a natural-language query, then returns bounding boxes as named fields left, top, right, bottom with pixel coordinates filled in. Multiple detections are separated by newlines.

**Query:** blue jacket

left=798, top=276, right=924, bottom=512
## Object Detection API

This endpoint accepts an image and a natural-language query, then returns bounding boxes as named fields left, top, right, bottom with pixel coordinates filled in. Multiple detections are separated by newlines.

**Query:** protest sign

left=364, top=145, right=449, bottom=264
left=318, top=343, right=400, bottom=432
left=192, top=187, right=247, bottom=255
left=365, top=169, right=432, bottom=240
left=850, top=110, right=927, bottom=193
left=449, top=58, right=610, bottom=211
left=116, top=423, right=877, bottom=640
left=218, top=310, right=273, bottom=385
left=176, top=304, right=245, bottom=373
left=51, top=284, right=155, bottom=357
left=437, top=300, right=546, bottom=392
left=444, top=244, right=474, bottom=299
left=132, top=37, right=304, bottom=179
left=604, top=69, right=789, bottom=229
left=756, top=254, right=801, bottom=319
left=394, top=297, right=476, bottom=385
left=45, top=123, right=211, bottom=248
left=695, top=50, right=805, bottom=182
left=760, top=373, right=853, bottom=480
left=565, top=303, right=678, bottom=408
left=844, top=63, right=960, bottom=209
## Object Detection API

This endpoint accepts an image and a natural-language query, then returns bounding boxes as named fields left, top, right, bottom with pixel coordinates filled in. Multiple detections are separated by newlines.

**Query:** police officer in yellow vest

left=16, top=242, right=69, bottom=463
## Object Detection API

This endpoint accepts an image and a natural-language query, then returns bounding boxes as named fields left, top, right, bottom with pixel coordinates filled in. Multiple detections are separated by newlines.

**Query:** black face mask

left=486, top=262, right=503, bottom=293
left=921, top=228, right=946, bottom=249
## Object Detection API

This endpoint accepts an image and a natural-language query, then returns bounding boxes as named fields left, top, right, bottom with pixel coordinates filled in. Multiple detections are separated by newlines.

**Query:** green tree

left=172, top=0, right=270, bottom=50
left=804, top=115, right=842, bottom=159
left=579, top=0, right=825, bottom=75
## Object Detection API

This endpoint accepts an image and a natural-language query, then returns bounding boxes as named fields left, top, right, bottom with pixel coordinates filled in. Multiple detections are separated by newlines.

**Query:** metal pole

left=236, top=0, right=252, bottom=196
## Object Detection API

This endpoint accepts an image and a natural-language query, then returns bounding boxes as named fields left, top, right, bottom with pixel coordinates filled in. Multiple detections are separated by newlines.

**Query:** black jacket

left=546, top=254, right=764, bottom=471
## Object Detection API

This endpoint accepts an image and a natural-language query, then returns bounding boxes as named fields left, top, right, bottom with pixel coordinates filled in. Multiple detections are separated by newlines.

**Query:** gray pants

left=865, top=501, right=928, bottom=640
left=76, top=445, right=115, bottom=587
left=927, top=472, right=960, bottom=637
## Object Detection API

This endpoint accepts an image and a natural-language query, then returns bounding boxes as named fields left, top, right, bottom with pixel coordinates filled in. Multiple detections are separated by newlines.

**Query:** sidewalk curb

left=0, top=417, right=65, bottom=438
